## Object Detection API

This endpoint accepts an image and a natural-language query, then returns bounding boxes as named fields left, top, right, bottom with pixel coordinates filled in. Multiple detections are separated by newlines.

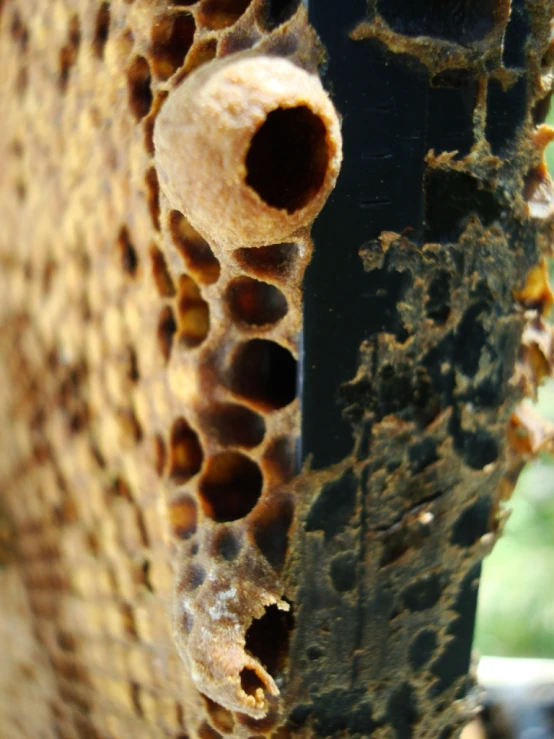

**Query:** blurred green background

left=473, top=119, right=554, bottom=658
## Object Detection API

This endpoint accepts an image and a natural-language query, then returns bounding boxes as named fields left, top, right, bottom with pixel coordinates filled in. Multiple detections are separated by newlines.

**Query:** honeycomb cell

left=176, top=275, right=210, bottom=348
left=92, top=2, right=110, bottom=59
left=59, top=15, right=81, bottom=92
left=149, top=245, right=176, bottom=297
left=233, top=243, right=298, bottom=283
left=198, top=722, right=223, bottom=739
left=157, top=305, right=177, bottom=362
left=226, top=277, right=288, bottom=327
left=251, top=495, right=293, bottom=572
left=197, top=0, right=252, bottom=30
left=127, top=56, right=153, bottom=121
left=169, top=417, right=204, bottom=483
left=151, top=12, right=195, bottom=80
left=125, top=346, right=140, bottom=383
left=180, top=561, right=206, bottom=591
left=202, top=403, right=265, bottom=449
left=169, top=494, right=197, bottom=539
left=199, top=452, right=262, bottom=522
left=258, top=0, right=301, bottom=30
left=246, top=106, right=329, bottom=213
left=229, top=340, right=297, bottom=411
left=154, top=55, right=342, bottom=248
left=244, top=603, right=294, bottom=680
left=145, top=167, right=160, bottom=231
left=169, top=210, right=221, bottom=285
left=211, top=527, right=242, bottom=561
left=117, top=226, right=139, bottom=277
left=240, top=667, right=266, bottom=699
left=153, top=434, right=167, bottom=477
left=203, top=696, right=235, bottom=733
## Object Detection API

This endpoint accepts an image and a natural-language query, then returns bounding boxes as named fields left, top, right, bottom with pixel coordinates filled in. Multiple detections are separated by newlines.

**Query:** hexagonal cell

left=176, top=274, right=210, bottom=348
left=169, top=417, right=204, bottom=483
left=251, top=495, right=293, bottom=572
left=229, top=340, right=297, bottom=411
left=151, top=12, right=195, bottom=80
left=168, top=494, right=197, bottom=539
left=244, top=603, right=294, bottom=682
left=199, top=452, right=262, bottom=522
left=245, top=107, right=329, bottom=213
left=210, top=526, right=242, bottom=561
left=127, top=56, right=153, bottom=122
left=169, top=210, right=220, bottom=285
left=157, top=305, right=177, bottom=363
left=198, top=722, right=223, bottom=739
left=92, top=2, right=110, bottom=59
left=203, top=696, right=235, bottom=733
left=145, top=167, right=160, bottom=231
left=59, top=15, right=80, bottom=92
left=117, top=226, right=138, bottom=277
left=153, top=434, right=167, bottom=477
left=258, top=0, right=301, bottom=30
left=197, top=0, right=252, bottom=30
left=226, top=277, right=288, bottom=327
left=233, top=243, right=298, bottom=283
left=201, top=403, right=265, bottom=449
left=150, top=244, right=176, bottom=297
left=180, top=561, right=206, bottom=591
left=378, top=0, right=507, bottom=44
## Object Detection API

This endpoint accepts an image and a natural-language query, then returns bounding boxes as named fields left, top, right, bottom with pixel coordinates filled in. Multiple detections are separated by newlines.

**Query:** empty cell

left=246, top=106, right=329, bottom=213
left=169, top=417, right=203, bottom=483
left=226, top=277, right=288, bottom=327
left=229, top=339, right=297, bottom=411
left=169, top=210, right=220, bottom=285
left=127, top=56, right=153, bottom=121
left=199, top=451, right=262, bottom=522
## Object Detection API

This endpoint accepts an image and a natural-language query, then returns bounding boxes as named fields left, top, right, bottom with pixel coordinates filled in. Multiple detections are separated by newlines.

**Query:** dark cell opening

left=199, top=452, right=262, bottom=522
left=151, top=13, right=195, bottom=80
left=169, top=210, right=221, bottom=285
left=233, top=243, right=298, bottom=282
left=378, top=0, right=500, bottom=44
left=251, top=495, right=294, bottom=571
left=157, top=305, right=177, bottom=363
left=240, top=667, right=266, bottom=697
left=117, top=226, right=138, bottom=277
left=211, top=527, right=242, bottom=561
left=145, top=167, right=160, bottom=231
left=202, top=696, right=235, bottom=733
left=245, top=106, right=329, bottom=213
left=169, top=495, right=197, bottom=539
left=202, top=403, right=265, bottom=449
left=180, top=561, right=206, bottom=591
left=244, top=603, right=294, bottom=677
left=93, top=2, right=110, bottom=59
left=229, top=339, right=297, bottom=411
left=127, top=56, right=153, bottom=121
left=226, top=276, right=288, bottom=327
left=169, top=417, right=203, bottom=483
left=150, top=245, right=176, bottom=297
left=199, top=0, right=251, bottom=30
left=259, top=0, right=301, bottom=30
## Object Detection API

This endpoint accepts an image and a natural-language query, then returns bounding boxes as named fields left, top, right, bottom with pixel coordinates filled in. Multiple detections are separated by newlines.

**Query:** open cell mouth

left=245, top=105, right=330, bottom=213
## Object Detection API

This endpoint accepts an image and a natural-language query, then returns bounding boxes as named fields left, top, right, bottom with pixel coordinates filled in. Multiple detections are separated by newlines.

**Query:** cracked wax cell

left=154, top=53, right=342, bottom=249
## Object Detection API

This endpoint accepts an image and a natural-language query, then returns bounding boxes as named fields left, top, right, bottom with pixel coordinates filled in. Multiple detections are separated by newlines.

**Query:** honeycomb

left=2, top=0, right=554, bottom=738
